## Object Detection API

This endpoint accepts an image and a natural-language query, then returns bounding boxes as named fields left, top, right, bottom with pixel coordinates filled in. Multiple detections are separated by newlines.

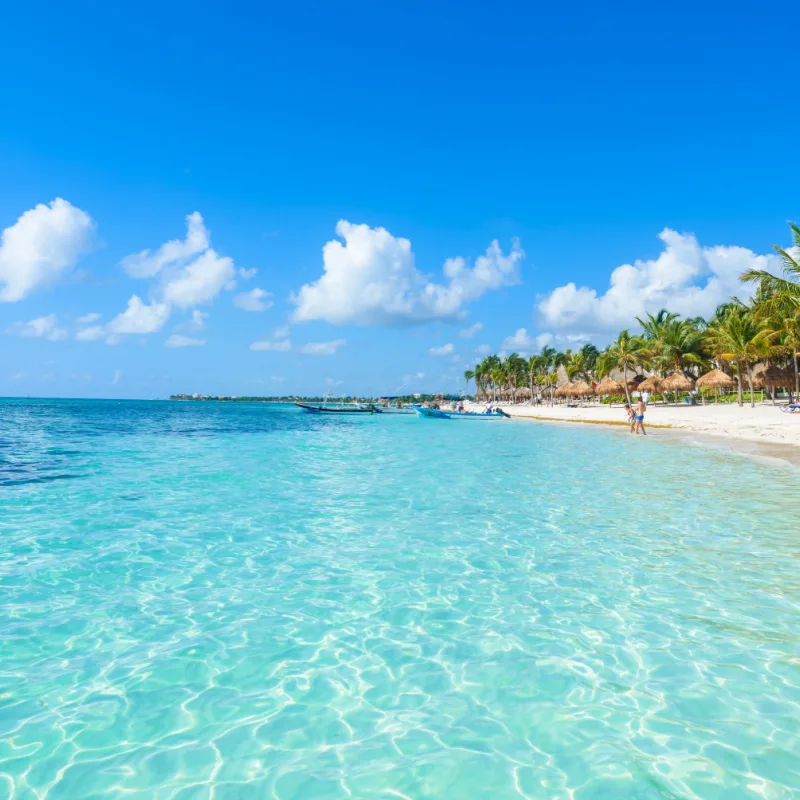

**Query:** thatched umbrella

left=625, top=374, right=645, bottom=391
left=596, top=377, right=623, bottom=396
left=568, top=380, right=594, bottom=398
left=661, top=372, right=695, bottom=406
left=696, top=369, right=735, bottom=404
left=554, top=383, right=572, bottom=399
left=757, top=365, right=794, bottom=404
left=638, top=375, right=662, bottom=393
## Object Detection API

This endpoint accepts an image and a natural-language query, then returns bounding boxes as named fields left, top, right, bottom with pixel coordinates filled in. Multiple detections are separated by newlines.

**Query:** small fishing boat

left=295, top=401, right=374, bottom=414
left=411, top=405, right=509, bottom=420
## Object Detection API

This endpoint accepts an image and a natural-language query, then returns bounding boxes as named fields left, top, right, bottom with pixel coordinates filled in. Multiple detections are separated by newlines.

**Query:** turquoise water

left=1, top=399, right=799, bottom=799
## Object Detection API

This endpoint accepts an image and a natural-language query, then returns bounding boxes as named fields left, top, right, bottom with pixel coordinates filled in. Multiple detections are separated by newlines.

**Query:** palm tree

left=463, top=369, right=475, bottom=396
left=741, top=220, right=800, bottom=394
left=705, top=308, right=771, bottom=407
left=526, top=355, right=543, bottom=404
left=597, top=330, right=647, bottom=405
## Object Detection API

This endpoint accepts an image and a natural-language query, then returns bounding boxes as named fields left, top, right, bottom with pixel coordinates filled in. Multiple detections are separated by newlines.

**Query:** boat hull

left=411, top=405, right=508, bottom=419
left=295, top=402, right=373, bottom=414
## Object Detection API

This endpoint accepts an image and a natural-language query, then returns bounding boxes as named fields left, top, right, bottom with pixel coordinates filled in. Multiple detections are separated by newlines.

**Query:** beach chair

left=778, top=404, right=800, bottom=414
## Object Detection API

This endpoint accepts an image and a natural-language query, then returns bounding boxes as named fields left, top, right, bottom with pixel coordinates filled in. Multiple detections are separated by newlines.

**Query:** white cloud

left=7, top=314, right=68, bottom=341
left=112, top=369, right=122, bottom=385
left=0, top=199, right=95, bottom=302
left=233, top=287, right=273, bottom=312
left=474, top=344, right=492, bottom=356
left=250, top=338, right=292, bottom=352
left=165, top=334, right=206, bottom=348
left=161, top=249, right=235, bottom=309
left=75, top=325, right=105, bottom=342
left=272, top=324, right=290, bottom=339
left=299, top=339, right=346, bottom=356
left=429, top=343, right=455, bottom=356
left=107, top=295, right=170, bottom=335
left=173, top=310, right=208, bottom=334
left=77, top=312, right=101, bottom=324
left=239, top=267, right=257, bottom=279
left=292, top=220, right=523, bottom=326
left=10, top=371, right=27, bottom=381
left=459, top=322, right=483, bottom=338
left=121, top=211, right=209, bottom=278
left=537, top=228, right=772, bottom=335
left=121, top=212, right=236, bottom=311
left=536, top=333, right=554, bottom=349
left=500, top=328, right=534, bottom=353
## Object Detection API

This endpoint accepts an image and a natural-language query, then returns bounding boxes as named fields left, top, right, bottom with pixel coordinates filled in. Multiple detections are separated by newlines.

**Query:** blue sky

left=1, top=0, right=799, bottom=398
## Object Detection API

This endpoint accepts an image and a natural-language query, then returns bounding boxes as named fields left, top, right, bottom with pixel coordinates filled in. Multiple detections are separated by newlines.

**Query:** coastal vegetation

left=469, top=223, right=800, bottom=407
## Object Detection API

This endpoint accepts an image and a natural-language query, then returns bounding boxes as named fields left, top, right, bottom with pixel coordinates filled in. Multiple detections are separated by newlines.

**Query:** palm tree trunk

left=792, top=332, right=799, bottom=401
left=747, top=361, right=755, bottom=408
left=736, top=359, right=743, bottom=407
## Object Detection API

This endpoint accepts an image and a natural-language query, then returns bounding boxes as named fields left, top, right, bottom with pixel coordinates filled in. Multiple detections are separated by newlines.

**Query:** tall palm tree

left=526, top=355, right=543, bottom=403
left=463, top=369, right=475, bottom=395
left=741, top=220, right=800, bottom=393
left=705, top=308, right=771, bottom=407
left=597, top=330, right=647, bottom=405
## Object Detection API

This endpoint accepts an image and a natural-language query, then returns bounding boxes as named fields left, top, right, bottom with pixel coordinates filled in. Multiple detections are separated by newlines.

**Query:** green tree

left=597, top=330, right=647, bottom=405
left=705, top=308, right=771, bottom=407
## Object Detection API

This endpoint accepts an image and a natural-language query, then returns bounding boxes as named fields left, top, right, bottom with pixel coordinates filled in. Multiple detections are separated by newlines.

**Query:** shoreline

left=465, top=401, right=800, bottom=468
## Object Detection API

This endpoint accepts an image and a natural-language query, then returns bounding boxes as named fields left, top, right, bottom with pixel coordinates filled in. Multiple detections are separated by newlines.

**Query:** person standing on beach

left=624, top=403, right=636, bottom=434
left=634, top=397, right=647, bottom=435
left=641, top=389, right=650, bottom=407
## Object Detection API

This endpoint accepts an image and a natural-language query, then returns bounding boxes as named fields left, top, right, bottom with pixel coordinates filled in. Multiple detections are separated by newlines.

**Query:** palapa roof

left=595, top=377, right=624, bottom=394
left=554, top=383, right=571, bottom=397
left=758, top=365, right=794, bottom=388
left=638, top=375, right=663, bottom=392
left=660, top=372, right=695, bottom=392
left=696, top=369, right=735, bottom=389
left=568, top=380, right=594, bottom=396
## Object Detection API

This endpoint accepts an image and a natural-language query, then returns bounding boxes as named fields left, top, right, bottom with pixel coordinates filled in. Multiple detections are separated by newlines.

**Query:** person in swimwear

left=633, top=397, right=647, bottom=435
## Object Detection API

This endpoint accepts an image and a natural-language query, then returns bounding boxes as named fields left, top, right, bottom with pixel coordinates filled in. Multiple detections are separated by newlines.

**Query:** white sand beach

left=467, top=401, right=800, bottom=451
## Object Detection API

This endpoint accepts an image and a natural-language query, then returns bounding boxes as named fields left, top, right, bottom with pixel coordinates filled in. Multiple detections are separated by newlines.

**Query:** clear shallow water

left=1, top=399, right=799, bottom=800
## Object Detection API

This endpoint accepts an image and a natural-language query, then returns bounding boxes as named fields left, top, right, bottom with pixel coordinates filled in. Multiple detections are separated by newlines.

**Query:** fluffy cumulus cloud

left=537, top=228, right=774, bottom=336
left=500, top=328, right=534, bottom=353
left=7, top=314, right=68, bottom=341
left=107, top=295, right=171, bottom=335
left=233, top=287, right=273, bottom=312
left=0, top=199, right=95, bottom=302
left=121, top=211, right=209, bottom=279
left=429, top=343, right=455, bottom=356
left=292, top=221, right=523, bottom=327
left=77, top=312, right=101, bottom=324
left=96, top=213, right=237, bottom=344
left=165, top=334, right=206, bottom=348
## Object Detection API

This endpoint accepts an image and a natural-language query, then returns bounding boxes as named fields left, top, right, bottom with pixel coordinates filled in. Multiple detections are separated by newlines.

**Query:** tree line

left=465, top=222, right=800, bottom=408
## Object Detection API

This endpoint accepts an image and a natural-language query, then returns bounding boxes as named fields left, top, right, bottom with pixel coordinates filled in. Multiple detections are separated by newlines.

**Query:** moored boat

left=295, top=402, right=374, bottom=414
left=411, top=405, right=508, bottom=419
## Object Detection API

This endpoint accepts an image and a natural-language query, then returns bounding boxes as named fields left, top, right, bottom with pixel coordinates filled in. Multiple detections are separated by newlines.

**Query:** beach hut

left=595, top=377, right=623, bottom=397
left=554, top=383, right=571, bottom=399
left=696, top=369, right=735, bottom=404
left=758, top=365, right=794, bottom=403
left=661, top=372, right=696, bottom=406
left=568, top=380, right=594, bottom=399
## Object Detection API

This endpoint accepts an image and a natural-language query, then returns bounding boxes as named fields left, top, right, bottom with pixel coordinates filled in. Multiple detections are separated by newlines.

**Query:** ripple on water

left=1, top=399, right=799, bottom=799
